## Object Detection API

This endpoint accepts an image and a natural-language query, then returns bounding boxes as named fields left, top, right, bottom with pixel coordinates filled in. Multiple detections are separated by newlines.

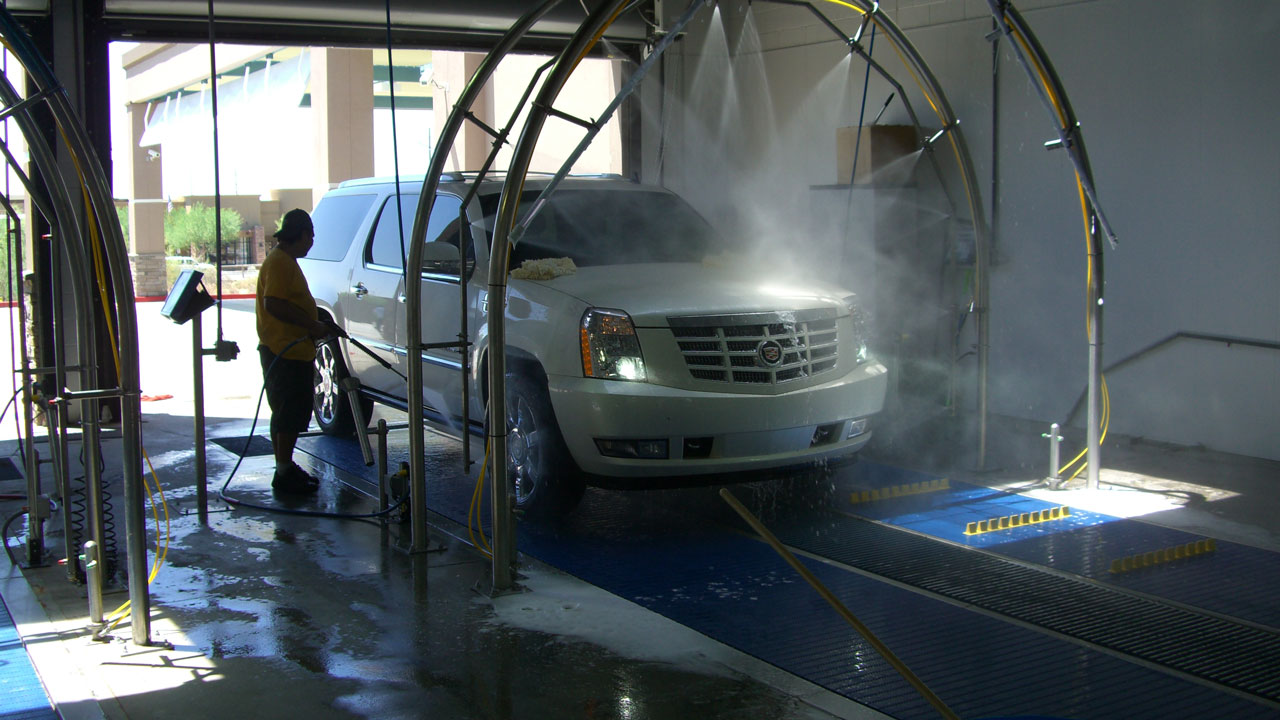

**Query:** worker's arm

left=263, top=296, right=331, bottom=340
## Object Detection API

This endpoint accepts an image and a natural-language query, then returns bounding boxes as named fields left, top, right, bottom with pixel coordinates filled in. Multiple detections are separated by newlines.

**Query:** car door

left=416, top=192, right=476, bottom=425
left=344, top=192, right=420, bottom=395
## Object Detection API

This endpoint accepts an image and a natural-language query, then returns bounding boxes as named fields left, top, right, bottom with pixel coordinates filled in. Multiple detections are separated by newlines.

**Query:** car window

left=367, top=194, right=421, bottom=269
left=367, top=192, right=473, bottom=271
left=308, top=193, right=376, bottom=262
left=481, top=189, right=726, bottom=267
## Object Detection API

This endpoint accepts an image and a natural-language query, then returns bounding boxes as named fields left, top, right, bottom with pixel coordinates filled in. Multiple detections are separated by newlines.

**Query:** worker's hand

left=307, top=319, right=331, bottom=341
left=322, top=317, right=348, bottom=339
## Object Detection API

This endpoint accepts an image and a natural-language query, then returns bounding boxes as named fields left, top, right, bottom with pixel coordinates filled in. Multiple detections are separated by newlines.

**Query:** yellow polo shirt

left=256, top=247, right=319, bottom=361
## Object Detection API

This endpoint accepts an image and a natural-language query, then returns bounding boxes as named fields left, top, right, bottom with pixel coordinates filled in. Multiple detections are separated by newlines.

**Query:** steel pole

left=403, top=0, right=564, bottom=559
left=193, top=313, right=208, bottom=519
left=0, top=7, right=151, bottom=643
left=850, top=3, right=991, bottom=469
left=488, top=0, right=636, bottom=590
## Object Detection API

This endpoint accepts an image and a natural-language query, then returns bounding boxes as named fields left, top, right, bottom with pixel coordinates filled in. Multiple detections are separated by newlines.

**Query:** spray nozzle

left=925, top=122, right=958, bottom=147
left=213, top=339, right=240, bottom=362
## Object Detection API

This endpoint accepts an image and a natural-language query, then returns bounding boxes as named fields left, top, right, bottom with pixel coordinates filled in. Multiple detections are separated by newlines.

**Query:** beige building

left=118, top=43, right=624, bottom=297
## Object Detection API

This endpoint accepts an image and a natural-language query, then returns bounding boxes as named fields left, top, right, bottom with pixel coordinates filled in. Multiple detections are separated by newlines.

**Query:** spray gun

left=323, top=331, right=407, bottom=467
left=871, top=92, right=895, bottom=126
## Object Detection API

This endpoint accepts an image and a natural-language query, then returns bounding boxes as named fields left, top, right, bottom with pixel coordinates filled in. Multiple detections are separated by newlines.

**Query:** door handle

left=351, top=282, right=368, bottom=298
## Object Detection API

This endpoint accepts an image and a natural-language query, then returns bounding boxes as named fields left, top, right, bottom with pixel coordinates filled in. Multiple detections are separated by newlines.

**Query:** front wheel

left=504, top=373, right=585, bottom=517
left=313, top=341, right=373, bottom=436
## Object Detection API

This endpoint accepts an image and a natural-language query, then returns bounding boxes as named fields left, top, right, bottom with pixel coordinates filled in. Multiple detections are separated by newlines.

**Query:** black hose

left=217, top=334, right=409, bottom=522
left=3, top=508, right=24, bottom=566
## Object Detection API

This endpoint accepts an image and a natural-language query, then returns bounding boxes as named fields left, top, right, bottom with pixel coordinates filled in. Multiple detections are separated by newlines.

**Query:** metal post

left=193, top=312, right=207, bottom=520
left=376, top=418, right=388, bottom=514
left=23, top=411, right=43, bottom=565
left=80, top=394, right=105, bottom=584
left=459, top=228, right=470, bottom=473
left=1087, top=278, right=1103, bottom=491
left=1044, top=422, right=1061, bottom=484
left=0, top=7, right=150, bottom=643
left=83, top=540, right=103, bottom=624
left=51, top=389, right=77, bottom=582
left=342, top=375, right=374, bottom=466
left=403, top=0, right=566, bottom=560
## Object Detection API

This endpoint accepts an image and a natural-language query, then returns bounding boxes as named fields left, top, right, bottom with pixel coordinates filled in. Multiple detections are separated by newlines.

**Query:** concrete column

left=431, top=52, right=495, bottom=172
left=259, top=192, right=282, bottom=261
left=311, top=48, right=374, bottom=206
left=126, top=101, right=168, bottom=298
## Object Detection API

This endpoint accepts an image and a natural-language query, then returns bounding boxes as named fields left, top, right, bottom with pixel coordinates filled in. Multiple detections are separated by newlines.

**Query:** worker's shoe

left=272, top=465, right=318, bottom=494
left=288, top=463, right=321, bottom=489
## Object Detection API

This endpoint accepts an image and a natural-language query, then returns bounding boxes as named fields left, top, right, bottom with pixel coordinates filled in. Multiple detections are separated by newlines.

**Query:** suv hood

left=519, top=262, right=852, bottom=327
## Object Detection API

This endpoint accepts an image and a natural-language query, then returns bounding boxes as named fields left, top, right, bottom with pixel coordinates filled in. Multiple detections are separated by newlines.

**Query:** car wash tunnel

left=0, top=1, right=1277, bottom=719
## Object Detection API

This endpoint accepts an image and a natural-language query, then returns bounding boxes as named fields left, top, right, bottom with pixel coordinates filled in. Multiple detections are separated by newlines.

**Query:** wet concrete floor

left=1, top=426, right=883, bottom=719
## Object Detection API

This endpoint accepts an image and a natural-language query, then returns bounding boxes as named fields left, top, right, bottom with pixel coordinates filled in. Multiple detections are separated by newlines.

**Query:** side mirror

left=421, top=242, right=461, bottom=276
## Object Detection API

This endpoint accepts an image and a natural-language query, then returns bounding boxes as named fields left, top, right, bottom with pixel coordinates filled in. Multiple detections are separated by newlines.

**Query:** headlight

left=581, top=308, right=647, bottom=381
left=842, top=294, right=871, bottom=365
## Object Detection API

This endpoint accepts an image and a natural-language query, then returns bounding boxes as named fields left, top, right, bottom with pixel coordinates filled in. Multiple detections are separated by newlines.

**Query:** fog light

left=847, top=418, right=869, bottom=439
left=595, top=438, right=669, bottom=459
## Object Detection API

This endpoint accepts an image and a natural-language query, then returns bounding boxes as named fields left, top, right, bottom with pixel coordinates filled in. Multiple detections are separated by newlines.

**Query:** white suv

left=299, top=174, right=887, bottom=514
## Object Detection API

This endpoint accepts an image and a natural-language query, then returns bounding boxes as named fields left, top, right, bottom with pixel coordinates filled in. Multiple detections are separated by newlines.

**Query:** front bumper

left=547, top=361, right=888, bottom=478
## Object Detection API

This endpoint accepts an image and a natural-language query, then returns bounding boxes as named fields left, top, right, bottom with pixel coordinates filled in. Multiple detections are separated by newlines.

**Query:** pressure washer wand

left=343, top=335, right=408, bottom=381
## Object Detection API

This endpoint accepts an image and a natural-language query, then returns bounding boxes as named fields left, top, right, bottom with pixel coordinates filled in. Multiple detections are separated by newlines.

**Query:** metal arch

left=486, top=0, right=642, bottom=590
left=984, top=0, right=1114, bottom=489
left=842, top=1, right=994, bottom=471
left=0, top=67, right=107, bottom=582
left=482, top=0, right=999, bottom=586
left=0, top=7, right=150, bottom=644
left=758, top=0, right=994, bottom=468
left=404, top=0, right=566, bottom=557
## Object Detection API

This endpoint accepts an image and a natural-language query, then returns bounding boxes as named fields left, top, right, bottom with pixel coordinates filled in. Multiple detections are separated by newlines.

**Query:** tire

left=504, top=372, right=585, bottom=517
left=313, top=340, right=373, bottom=437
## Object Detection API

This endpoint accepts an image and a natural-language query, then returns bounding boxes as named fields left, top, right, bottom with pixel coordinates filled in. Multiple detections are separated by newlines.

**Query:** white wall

left=652, top=0, right=1279, bottom=460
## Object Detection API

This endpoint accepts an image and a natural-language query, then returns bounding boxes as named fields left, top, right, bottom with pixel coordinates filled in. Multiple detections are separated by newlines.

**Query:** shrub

left=164, top=203, right=244, bottom=261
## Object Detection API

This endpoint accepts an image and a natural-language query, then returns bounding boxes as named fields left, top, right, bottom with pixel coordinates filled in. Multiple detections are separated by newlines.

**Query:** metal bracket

left=536, top=102, right=596, bottom=131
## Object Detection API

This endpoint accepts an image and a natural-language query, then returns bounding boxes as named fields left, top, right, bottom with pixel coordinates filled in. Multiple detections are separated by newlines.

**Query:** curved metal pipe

left=404, top=0, right=565, bottom=556
left=842, top=1, right=992, bottom=469
left=487, top=0, right=635, bottom=589
left=760, top=0, right=991, bottom=467
left=0, top=69, right=104, bottom=564
left=0, top=7, right=149, bottom=643
left=986, top=1, right=1108, bottom=488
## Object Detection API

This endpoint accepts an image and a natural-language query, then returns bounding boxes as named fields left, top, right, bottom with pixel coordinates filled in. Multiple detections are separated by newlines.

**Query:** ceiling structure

left=11, top=0, right=652, bottom=50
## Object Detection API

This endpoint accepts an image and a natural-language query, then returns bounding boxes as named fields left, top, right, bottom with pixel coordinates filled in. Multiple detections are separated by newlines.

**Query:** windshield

left=481, top=188, right=726, bottom=267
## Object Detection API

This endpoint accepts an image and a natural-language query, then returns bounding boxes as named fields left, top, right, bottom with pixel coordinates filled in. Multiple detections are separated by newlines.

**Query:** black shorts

left=259, top=345, right=314, bottom=436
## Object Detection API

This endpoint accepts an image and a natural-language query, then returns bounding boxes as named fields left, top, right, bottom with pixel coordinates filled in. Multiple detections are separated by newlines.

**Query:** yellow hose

left=468, top=440, right=494, bottom=558
left=1002, top=17, right=1113, bottom=474
left=39, top=104, right=173, bottom=624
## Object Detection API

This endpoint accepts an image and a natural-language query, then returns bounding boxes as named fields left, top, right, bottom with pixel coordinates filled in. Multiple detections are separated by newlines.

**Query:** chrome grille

left=669, top=309, right=840, bottom=385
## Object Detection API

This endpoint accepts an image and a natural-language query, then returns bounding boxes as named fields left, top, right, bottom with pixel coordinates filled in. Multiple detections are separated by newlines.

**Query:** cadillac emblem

left=757, top=340, right=784, bottom=367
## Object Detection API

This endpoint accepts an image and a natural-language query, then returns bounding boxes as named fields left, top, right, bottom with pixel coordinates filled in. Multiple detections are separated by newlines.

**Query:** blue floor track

left=285, top=433, right=1279, bottom=719
left=0, top=592, right=57, bottom=720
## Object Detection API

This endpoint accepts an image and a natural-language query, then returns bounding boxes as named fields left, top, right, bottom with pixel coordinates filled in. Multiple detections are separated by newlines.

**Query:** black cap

left=275, top=208, right=313, bottom=243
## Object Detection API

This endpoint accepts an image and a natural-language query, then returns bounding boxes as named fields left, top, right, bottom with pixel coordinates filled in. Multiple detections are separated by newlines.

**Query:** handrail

left=1064, top=331, right=1280, bottom=426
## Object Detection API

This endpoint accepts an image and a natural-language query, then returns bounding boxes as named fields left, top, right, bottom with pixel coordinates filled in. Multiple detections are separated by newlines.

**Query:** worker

left=256, top=208, right=342, bottom=494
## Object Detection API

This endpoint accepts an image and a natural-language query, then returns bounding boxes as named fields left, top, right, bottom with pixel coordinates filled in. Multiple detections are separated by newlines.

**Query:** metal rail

left=984, top=0, right=1111, bottom=488
left=404, top=0, right=565, bottom=565
left=0, top=7, right=150, bottom=644
left=760, top=0, right=992, bottom=469
left=1064, top=331, right=1280, bottom=427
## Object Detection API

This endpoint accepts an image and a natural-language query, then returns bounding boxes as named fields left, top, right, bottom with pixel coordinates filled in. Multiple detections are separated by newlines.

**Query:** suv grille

left=669, top=310, right=839, bottom=385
